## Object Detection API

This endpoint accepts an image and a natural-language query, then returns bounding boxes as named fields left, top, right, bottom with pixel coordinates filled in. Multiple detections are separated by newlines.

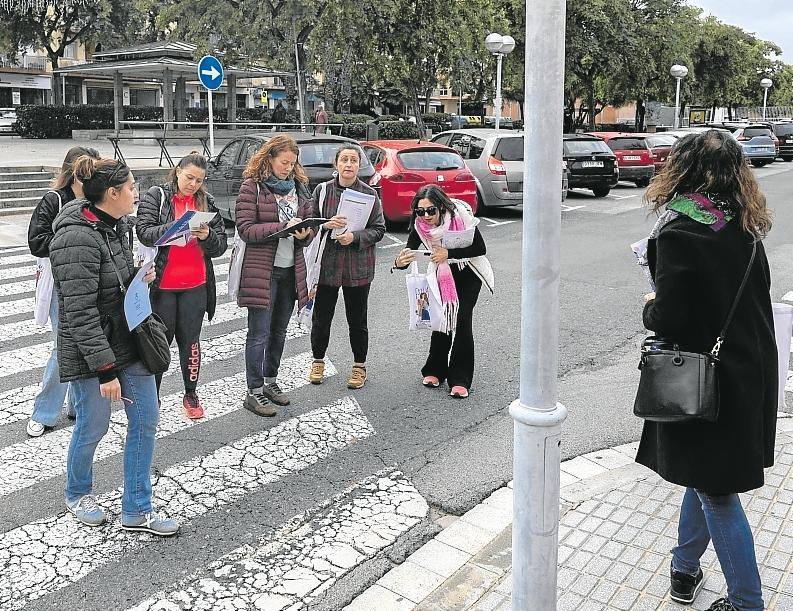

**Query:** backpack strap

left=47, top=190, right=63, bottom=210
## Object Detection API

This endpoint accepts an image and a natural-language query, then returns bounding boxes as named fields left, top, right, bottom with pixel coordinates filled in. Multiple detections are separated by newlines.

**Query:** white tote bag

left=297, top=182, right=329, bottom=328
left=405, top=261, right=442, bottom=331
left=227, top=237, right=246, bottom=300
left=34, top=257, right=54, bottom=327
left=135, top=186, right=165, bottom=265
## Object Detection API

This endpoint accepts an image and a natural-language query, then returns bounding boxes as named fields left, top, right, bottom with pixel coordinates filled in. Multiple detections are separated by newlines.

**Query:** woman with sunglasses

left=26, top=145, right=99, bottom=438
left=49, top=156, right=178, bottom=536
left=394, top=185, right=493, bottom=398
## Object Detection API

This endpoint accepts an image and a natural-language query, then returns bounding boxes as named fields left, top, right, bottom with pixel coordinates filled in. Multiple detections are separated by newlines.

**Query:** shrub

left=378, top=120, right=422, bottom=140
left=513, top=119, right=524, bottom=131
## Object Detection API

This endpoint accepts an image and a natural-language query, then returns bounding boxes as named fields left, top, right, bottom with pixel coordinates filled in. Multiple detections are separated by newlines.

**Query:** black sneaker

left=262, top=382, right=290, bottom=406
left=242, top=391, right=276, bottom=417
left=707, top=599, right=738, bottom=611
left=670, top=564, right=704, bottom=605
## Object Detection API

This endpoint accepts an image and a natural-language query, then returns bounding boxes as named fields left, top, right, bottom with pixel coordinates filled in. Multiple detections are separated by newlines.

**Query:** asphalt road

left=0, top=165, right=791, bottom=610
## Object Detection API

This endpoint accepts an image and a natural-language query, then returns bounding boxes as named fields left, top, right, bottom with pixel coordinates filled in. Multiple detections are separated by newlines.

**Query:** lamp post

left=485, top=33, right=516, bottom=131
left=670, top=64, right=688, bottom=129
left=761, top=78, right=773, bottom=119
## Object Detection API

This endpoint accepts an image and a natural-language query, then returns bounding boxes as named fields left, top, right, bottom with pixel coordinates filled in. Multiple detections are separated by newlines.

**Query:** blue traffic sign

left=197, top=55, right=224, bottom=91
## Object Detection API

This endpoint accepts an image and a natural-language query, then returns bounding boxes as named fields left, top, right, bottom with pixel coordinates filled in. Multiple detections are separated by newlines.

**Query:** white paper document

left=188, top=210, right=218, bottom=229
left=124, top=261, right=154, bottom=331
left=333, top=189, right=376, bottom=237
left=630, top=238, right=656, bottom=291
left=442, top=226, right=476, bottom=249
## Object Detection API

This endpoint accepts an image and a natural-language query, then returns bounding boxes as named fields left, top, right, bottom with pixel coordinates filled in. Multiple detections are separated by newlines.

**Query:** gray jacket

left=49, top=199, right=139, bottom=381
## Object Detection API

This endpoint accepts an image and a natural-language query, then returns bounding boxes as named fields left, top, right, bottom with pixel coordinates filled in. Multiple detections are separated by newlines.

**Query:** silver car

left=431, top=128, right=567, bottom=211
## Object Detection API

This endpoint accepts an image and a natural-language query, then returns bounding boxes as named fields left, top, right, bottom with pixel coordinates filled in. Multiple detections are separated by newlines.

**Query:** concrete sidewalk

left=347, top=415, right=793, bottom=611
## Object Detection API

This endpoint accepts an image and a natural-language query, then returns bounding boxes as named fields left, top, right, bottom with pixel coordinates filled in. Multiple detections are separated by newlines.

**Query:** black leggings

left=151, top=286, right=207, bottom=393
left=311, top=284, right=371, bottom=363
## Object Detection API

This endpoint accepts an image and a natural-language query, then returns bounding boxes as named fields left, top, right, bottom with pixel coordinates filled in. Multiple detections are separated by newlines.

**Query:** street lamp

left=485, top=33, right=516, bottom=131
left=761, top=78, right=773, bottom=119
left=670, top=64, right=688, bottom=129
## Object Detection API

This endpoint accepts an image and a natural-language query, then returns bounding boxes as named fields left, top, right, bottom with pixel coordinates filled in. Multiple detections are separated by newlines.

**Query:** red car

left=587, top=132, right=655, bottom=187
left=641, top=133, right=677, bottom=172
left=362, top=140, right=478, bottom=222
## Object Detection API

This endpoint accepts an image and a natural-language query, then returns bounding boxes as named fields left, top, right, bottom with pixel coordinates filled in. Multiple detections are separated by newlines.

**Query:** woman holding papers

left=307, top=143, right=385, bottom=388
left=394, top=185, right=493, bottom=398
left=48, top=156, right=179, bottom=536
left=136, top=152, right=228, bottom=420
left=26, top=145, right=99, bottom=438
left=235, top=135, right=314, bottom=416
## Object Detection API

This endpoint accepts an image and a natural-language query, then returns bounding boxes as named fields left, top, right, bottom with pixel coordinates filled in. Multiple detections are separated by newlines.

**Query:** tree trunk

left=588, top=86, right=596, bottom=131
left=410, top=86, right=425, bottom=137
left=49, top=53, right=62, bottom=106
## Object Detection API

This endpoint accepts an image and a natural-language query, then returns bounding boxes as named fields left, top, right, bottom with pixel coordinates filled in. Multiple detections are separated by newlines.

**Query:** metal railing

left=0, top=53, right=47, bottom=71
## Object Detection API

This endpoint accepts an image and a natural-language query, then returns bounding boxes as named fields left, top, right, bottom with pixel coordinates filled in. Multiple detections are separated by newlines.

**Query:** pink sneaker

left=422, top=376, right=440, bottom=387
left=450, top=385, right=469, bottom=398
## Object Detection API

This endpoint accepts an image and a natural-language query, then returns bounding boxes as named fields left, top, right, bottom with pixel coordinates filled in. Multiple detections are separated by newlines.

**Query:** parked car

left=587, top=132, right=654, bottom=187
left=205, top=132, right=376, bottom=223
left=362, top=140, right=477, bottom=222
left=0, top=109, right=17, bottom=133
left=431, top=128, right=568, bottom=209
left=483, top=116, right=513, bottom=129
left=563, top=134, right=619, bottom=198
left=772, top=122, right=793, bottom=161
left=735, top=134, right=777, bottom=167
left=641, top=133, right=677, bottom=172
left=732, top=125, right=779, bottom=159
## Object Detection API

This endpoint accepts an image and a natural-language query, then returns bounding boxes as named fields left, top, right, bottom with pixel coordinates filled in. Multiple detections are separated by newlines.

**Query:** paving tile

left=589, top=579, right=619, bottom=603
left=560, top=455, right=608, bottom=479
left=494, top=572, right=511, bottom=595
left=435, top=519, right=496, bottom=556
left=345, top=584, right=415, bottom=611
left=415, top=564, right=499, bottom=611
left=377, top=561, right=448, bottom=604
left=583, top=447, right=634, bottom=470
left=608, top=587, right=639, bottom=610
left=560, top=471, right=580, bottom=488
left=556, top=591, right=584, bottom=611
left=460, top=503, right=512, bottom=534
left=471, top=591, right=507, bottom=611
left=406, top=539, right=472, bottom=579
left=482, top=487, right=513, bottom=510
left=775, top=594, right=793, bottom=610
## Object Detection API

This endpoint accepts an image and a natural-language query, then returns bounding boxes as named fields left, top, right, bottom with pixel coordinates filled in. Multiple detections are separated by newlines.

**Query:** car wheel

left=783, top=156, right=793, bottom=162
left=592, top=186, right=610, bottom=198
left=474, top=190, right=488, bottom=217
left=635, top=178, right=650, bottom=188
left=751, top=160, right=768, bottom=168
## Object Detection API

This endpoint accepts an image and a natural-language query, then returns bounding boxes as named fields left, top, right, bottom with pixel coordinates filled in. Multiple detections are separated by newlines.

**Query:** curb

left=346, top=412, right=793, bottom=610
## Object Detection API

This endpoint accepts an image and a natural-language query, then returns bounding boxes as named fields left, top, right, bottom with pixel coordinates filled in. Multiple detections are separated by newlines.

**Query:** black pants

left=422, top=266, right=481, bottom=389
left=151, top=285, right=207, bottom=394
left=311, top=283, right=371, bottom=363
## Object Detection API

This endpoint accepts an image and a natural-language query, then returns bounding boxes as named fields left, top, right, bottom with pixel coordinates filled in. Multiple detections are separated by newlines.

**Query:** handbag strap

left=103, top=233, right=127, bottom=296
left=711, top=240, right=757, bottom=357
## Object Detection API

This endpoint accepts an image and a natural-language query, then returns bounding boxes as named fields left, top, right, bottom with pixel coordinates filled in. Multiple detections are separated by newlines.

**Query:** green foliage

left=377, top=121, right=422, bottom=140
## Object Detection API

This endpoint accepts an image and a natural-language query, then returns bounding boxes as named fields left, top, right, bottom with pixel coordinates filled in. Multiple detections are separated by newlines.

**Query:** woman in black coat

left=636, top=130, right=776, bottom=611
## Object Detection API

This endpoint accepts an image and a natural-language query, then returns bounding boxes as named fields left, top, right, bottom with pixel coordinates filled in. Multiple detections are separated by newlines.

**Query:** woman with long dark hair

left=135, top=152, right=228, bottom=419
left=637, top=130, right=775, bottom=611
left=235, top=135, right=313, bottom=415
left=26, top=145, right=99, bottom=437
left=394, top=185, right=493, bottom=398
left=49, top=156, right=178, bottom=535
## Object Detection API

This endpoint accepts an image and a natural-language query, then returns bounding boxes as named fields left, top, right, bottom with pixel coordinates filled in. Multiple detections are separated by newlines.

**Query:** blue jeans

left=66, top=361, right=159, bottom=519
left=31, top=287, right=74, bottom=426
left=672, top=488, right=763, bottom=610
left=245, top=266, right=296, bottom=390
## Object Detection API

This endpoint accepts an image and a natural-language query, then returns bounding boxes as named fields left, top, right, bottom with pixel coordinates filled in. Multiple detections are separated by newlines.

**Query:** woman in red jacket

left=234, top=135, right=313, bottom=416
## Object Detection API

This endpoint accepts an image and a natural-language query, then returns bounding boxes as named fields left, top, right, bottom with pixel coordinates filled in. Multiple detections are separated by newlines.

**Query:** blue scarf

left=265, top=174, right=296, bottom=196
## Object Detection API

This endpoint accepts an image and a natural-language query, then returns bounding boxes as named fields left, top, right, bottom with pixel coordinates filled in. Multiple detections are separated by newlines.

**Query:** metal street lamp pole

left=512, top=0, right=567, bottom=608
left=670, top=64, right=688, bottom=129
left=495, top=53, right=504, bottom=131
left=485, top=33, right=515, bottom=132
left=761, top=78, right=773, bottom=119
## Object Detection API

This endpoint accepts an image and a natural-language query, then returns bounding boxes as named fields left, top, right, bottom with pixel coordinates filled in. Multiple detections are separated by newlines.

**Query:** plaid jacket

left=311, top=178, right=385, bottom=287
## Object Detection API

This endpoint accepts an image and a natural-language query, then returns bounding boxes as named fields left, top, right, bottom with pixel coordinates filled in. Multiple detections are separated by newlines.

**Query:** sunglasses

left=414, top=206, right=438, bottom=217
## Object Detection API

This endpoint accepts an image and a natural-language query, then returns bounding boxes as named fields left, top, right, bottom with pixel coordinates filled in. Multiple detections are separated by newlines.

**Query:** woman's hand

left=430, top=247, right=448, bottom=264
left=100, top=378, right=121, bottom=402
left=190, top=223, right=210, bottom=241
left=292, top=227, right=311, bottom=240
left=334, top=232, right=355, bottom=246
left=142, top=267, right=156, bottom=284
left=643, top=291, right=656, bottom=303
left=395, top=248, right=415, bottom=268
left=286, top=217, right=303, bottom=228
left=323, top=215, right=347, bottom=230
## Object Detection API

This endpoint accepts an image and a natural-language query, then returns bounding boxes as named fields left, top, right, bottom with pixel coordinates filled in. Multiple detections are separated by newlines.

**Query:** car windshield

left=744, top=128, right=773, bottom=138
left=608, top=138, right=647, bottom=151
left=774, top=124, right=793, bottom=136
left=494, top=137, right=523, bottom=161
left=397, top=150, right=464, bottom=170
left=298, top=141, right=373, bottom=169
left=644, top=135, right=676, bottom=148
left=563, top=140, right=612, bottom=155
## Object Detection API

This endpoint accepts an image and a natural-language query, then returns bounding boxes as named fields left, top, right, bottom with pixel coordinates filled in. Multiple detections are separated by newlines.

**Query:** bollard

left=773, top=303, right=793, bottom=411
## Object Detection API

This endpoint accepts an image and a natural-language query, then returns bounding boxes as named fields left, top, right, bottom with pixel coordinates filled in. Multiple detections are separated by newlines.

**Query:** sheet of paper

left=441, top=226, right=476, bottom=249
left=124, top=260, right=154, bottom=331
left=631, top=238, right=656, bottom=291
left=155, top=210, right=196, bottom=246
left=187, top=210, right=218, bottom=229
left=333, top=189, right=376, bottom=238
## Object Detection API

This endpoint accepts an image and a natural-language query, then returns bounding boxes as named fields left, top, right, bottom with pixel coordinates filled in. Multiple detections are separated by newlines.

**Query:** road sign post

left=197, top=55, right=224, bottom=157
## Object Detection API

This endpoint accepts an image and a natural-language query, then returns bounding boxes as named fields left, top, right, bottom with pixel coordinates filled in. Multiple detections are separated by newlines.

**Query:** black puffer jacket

left=135, top=184, right=228, bottom=320
left=49, top=200, right=139, bottom=381
left=28, top=186, right=76, bottom=258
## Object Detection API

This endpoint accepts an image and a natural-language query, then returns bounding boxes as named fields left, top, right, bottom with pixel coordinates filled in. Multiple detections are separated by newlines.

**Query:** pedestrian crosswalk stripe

left=0, top=246, right=32, bottom=255
left=0, top=265, right=33, bottom=281
left=0, top=278, right=35, bottom=297
left=128, top=470, right=427, bottom=611
left=0, top=297, right=34, bottom=319
left=0, top=396, right=372, bottom=611
left=0, top=384, right=40, bottom=427
left=0, top=253, right=35, bottom=266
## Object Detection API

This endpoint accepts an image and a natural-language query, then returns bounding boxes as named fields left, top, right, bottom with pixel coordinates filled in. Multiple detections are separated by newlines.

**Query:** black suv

left=205, top=132, right=376, bottom=222
left=563, top=134, right=619, bottom=197
left=772, top=122, right=793, bottom=161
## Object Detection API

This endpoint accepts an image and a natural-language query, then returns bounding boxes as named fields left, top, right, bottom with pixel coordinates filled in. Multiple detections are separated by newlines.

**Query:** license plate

left=624, top=155, right=641, bottom=161
left=581, top=161, right=603, bottom=168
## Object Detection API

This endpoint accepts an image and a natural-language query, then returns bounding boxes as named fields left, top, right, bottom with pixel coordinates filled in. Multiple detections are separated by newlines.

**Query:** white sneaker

left=26, top=419, right=47, bottom=437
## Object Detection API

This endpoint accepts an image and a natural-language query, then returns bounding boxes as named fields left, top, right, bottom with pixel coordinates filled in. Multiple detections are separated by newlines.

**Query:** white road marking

left=561, top=205, right=586, bottom=212
left=0, top=397, right=373, bottom=610
left=0, top=265, right=33, bottom=281
left=0, top=278, right=35, bottom=297
left=0, top=297, right=34, bottom=320
left=379, top=233, right=407, bottom=249
left=0, top=254, right=35, bottom=267
left=128, top=470, right=427, bottom=611
left=480, top=217, right=517, bottom=227
left=0, top=352, right=337, bottom=498
left=605, top=193, right=640, bottom=201
left=782, top=291, right=793, bottom=302
left=0, top=246, right=32, bottom=255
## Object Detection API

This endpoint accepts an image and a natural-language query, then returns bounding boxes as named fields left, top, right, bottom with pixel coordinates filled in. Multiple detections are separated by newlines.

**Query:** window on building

left=64, top=42, right=77, bottom=59
left=87, top=87, right=113, bottom=105
left=130, top=88, right=157, bottom=106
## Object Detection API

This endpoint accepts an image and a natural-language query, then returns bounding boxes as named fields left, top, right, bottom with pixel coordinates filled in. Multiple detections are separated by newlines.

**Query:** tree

left=0, top=0, right=145, bottom=104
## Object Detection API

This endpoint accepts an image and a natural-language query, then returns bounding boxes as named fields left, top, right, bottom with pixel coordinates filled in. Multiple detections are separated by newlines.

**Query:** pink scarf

left=415, top=212, right=466, bottom=333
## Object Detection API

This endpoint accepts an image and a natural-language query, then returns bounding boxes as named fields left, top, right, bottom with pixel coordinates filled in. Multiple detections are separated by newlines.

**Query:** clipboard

left=265, top=217, right=329, bottom=242
left=155, top=210, right=218, bottom=247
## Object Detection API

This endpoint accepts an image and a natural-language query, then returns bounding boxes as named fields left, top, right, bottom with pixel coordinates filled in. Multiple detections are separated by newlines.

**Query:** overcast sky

left=688, top=0, right=793, bottom=61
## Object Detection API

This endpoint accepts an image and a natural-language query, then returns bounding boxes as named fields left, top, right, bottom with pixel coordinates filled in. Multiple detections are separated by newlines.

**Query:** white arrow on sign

left=201, top=66, right=220, bottom=80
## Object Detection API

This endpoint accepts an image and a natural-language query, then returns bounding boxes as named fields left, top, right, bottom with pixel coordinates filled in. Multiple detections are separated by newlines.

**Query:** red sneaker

left=183, top=392, right=204, bottom=419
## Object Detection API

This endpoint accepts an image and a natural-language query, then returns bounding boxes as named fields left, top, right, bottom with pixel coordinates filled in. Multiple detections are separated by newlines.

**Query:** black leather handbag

left=633, top=240, right=756, bottom=423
